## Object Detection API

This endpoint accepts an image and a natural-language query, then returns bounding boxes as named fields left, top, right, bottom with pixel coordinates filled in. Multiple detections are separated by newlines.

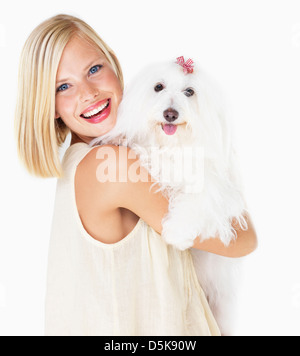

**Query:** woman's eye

left=57, top=83, right=70, bottom=92
left=89, top=65, right=102, bottom=75
left=154, top=83, right=165, bottom=92
left=184, top=88, right=195, bottom=97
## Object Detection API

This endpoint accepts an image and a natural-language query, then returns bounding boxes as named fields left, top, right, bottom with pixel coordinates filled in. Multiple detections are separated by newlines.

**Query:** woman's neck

left=70, top=132, right=88, bottom=145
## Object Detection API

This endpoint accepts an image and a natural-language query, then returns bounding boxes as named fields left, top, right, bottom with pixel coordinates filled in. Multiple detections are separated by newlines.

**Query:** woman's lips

left=80, top=98, right=111, bottom=124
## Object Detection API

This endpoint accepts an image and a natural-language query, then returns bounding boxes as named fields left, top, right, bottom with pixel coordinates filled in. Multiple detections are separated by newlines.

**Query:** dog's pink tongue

left=162, top=124, right=177, bottom=135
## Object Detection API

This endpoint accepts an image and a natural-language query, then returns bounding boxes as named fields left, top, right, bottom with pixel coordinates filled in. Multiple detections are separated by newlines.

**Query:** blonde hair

left=14, top=14, right=124, bottom=178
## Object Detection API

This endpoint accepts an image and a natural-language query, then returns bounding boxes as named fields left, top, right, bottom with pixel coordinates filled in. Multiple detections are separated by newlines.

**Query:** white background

left=0, top=0, right=300, bottom=336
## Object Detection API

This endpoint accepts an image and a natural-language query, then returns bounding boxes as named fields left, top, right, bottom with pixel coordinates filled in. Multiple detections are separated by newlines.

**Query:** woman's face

left=55, top=35, right=123, bottom=144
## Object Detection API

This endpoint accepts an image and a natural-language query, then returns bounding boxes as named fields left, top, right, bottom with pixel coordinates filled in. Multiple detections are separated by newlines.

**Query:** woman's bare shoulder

left=75, top=144, right=121, bottom=208
left=77, top=144, right=146, bottom=183
left=78, top=144, right=135, bottom=170
left=76, top=144, right=169, bottom=235
left=75, top=144, right=141, bottom=243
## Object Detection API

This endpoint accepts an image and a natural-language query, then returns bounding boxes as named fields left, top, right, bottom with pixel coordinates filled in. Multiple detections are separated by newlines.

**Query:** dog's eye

left=184, top=88, right=195, bottom=97
left=154, top=83, right=164, bottom=92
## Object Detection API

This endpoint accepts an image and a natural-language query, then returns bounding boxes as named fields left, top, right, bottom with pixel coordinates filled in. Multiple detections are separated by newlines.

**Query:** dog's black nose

left=163, top=108, right=179, bottom=122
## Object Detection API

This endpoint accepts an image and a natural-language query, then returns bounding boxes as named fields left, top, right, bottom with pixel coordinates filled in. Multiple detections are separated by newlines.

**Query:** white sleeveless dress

left=45, top=143, right=220, bottom=336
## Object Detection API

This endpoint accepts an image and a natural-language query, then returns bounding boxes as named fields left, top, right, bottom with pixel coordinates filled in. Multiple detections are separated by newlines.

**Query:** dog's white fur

left=91, top=60, right=248, bottom=335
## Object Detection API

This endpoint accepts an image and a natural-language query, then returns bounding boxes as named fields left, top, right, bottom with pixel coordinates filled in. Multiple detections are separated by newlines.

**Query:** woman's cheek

left=56, top=94, right=77, bottom=121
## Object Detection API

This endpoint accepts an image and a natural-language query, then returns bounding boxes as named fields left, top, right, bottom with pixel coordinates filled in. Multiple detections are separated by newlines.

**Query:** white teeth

left=82, top=100, right=109, bottom=118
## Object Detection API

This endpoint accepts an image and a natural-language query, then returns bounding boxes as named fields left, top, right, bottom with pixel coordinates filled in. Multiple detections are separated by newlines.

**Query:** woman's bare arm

left=78, top=145, right=257, bottom=257
left=192, top=213, right=257, bottom=257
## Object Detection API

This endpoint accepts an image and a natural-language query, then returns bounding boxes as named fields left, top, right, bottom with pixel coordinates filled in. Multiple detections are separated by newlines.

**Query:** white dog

left=91, top=57, right=248, bottom=335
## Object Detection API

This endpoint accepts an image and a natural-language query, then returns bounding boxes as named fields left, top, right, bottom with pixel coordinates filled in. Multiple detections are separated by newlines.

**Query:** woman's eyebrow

left=56, top=77, right=69, bottom=85
left=56, top=57, right=104, bottom=85
left=83, top=57, right=103, bottom=71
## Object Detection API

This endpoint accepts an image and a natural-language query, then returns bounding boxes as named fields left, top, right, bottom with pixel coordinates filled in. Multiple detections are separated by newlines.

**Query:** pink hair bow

left=176, top=56, right=194, bottom=74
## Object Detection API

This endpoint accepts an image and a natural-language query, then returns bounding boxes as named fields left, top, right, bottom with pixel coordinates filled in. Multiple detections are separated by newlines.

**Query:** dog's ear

left=90, top=72, right=152, bottom=147
left=191, top=67, right=234, bottom=166
left=192, top=66, right=246, bottom=195
left=112, top=65, right=161, bottom=146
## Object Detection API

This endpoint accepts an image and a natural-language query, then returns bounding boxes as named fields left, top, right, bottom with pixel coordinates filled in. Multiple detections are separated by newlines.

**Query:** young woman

left=15, top=14, right=257, bottom=336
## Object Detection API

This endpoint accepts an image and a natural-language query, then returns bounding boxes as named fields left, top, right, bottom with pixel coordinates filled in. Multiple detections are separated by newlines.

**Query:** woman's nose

left=79, top=82, right=99, bottom=102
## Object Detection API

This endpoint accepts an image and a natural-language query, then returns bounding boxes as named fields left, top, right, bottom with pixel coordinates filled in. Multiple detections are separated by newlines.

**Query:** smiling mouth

left=80, top=99, right=112, bottom=124
left=80, top=99, right=110, bottom=119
